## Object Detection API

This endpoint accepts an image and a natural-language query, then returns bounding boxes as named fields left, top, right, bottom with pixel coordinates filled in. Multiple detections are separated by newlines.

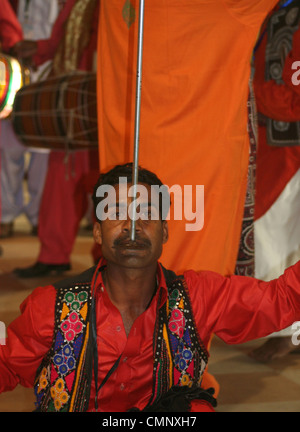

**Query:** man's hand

left=10, top=40, right=37, bottom=58
left=10, top=40, right=38, bottom=69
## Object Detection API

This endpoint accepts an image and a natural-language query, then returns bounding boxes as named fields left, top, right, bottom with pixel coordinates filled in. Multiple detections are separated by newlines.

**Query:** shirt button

left=120, top=383, right=125, bottom=391
left=123, top=356, right=128, bottom=362
left=116, top=326, right=121, bottom=332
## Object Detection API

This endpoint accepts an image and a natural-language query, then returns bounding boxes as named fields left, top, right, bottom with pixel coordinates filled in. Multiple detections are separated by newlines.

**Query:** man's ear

left=93, top=222, right=102, bottom=245
left=162, top=221, right=168, bottom=244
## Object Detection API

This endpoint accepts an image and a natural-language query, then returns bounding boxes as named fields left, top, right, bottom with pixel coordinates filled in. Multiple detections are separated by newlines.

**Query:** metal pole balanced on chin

left=131, top=0, right=145, bottom=241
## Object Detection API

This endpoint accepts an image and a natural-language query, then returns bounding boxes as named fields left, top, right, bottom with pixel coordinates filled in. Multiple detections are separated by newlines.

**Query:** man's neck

left=102, top=263, right=158, bottom=337
left=103, top=262, right=158, bottom=310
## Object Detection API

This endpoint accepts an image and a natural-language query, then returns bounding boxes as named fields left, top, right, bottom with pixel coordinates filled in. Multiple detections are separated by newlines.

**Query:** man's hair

left=92, top=163, right=171, bottom=221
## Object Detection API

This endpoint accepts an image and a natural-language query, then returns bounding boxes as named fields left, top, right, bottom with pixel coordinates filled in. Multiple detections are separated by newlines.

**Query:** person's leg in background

left=37, top=150, right=88, bottom=266
left=24, top=150, right=49, bottom=234
left=0, top=119, right=25, bottom=238
left=13, top=149, right=99, bottom=277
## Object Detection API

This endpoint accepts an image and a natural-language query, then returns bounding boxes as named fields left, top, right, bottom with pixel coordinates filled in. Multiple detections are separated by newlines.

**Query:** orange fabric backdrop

left=97, top=0, right=277, bottom=276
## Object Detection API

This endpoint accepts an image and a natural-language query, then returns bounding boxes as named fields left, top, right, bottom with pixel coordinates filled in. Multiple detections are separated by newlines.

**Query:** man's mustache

left=113, top=234, right=151, bottom=249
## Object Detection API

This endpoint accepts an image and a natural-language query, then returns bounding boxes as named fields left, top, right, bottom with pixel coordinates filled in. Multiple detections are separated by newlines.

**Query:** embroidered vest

left=34, top=266, right=209, bottom=412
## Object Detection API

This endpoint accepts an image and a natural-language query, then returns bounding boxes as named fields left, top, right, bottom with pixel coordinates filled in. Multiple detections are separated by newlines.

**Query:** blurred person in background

left=0, top=0, right=60, bottom=239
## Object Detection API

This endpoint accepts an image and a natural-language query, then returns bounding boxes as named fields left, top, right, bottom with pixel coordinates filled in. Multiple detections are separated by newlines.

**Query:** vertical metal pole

left=131, top=0, right=145, bottom=241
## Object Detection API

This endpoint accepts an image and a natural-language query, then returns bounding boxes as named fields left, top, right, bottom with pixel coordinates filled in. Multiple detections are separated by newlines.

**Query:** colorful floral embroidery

left=50, top=378, right=69, bottom=411
left=150, top=277, right=209, bottom=406
left=54, top=344, right=76, bottom=375
left=34, top=284, right=91, bottom=412
left=61, top=311, right=84, bottom=342
left=168, top=308, right=185, bottom=338
left=37, top=367, right=48, bottom=394
left=181, top=373, right=192, bottom=387
left=167, top=288, right=196, bottom=385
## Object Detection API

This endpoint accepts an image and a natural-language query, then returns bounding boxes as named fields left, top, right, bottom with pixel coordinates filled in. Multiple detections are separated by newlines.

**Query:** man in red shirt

left=1, top=163, right=300, bottom=412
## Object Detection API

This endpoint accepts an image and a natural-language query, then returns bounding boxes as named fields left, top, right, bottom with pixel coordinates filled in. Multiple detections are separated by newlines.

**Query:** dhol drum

left=11, top=71, right=98, bottom=150
left=0, top=54, right=30, bottom=119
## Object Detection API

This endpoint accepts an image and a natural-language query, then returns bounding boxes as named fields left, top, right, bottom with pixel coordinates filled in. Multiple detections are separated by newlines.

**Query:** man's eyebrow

left=104, top=202, right=126, bottom=211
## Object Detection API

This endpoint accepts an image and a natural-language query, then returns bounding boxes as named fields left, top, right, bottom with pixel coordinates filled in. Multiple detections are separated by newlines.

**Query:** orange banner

left=97, top=0, right=277, bottom=275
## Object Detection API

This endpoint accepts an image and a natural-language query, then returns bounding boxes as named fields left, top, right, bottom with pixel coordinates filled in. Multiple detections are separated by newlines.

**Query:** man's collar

left=93, top=257, right=168, bottom=308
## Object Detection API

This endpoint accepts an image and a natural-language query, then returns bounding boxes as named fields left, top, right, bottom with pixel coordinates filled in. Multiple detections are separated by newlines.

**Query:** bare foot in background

left=248, top=336, right=299, bottom=363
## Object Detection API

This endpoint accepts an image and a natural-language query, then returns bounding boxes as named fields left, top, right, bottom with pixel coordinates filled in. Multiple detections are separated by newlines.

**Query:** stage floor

left=1, top=216, right=300, bottom=412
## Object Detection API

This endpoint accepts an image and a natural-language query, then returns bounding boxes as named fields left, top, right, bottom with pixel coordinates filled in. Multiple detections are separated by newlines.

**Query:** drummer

left=0, top=1, right=60, bottom=240
left=12, top=0, right=101, bottom=278
left=0, top=0, right=23, bottom=241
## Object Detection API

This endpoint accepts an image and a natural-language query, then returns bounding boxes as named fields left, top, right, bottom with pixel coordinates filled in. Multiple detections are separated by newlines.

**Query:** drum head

left=0, top=54, right=30, bottom=119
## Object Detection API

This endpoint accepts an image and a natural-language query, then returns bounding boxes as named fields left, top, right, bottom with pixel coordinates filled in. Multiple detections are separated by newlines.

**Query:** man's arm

left=185, top=261, right=300, bottom=346
left=12, top=0, right=77, bottom=66
left=0, top=0, right=23, bottom=52
left=254, top=80, right=300, bottom=122
left=33, top=0, right=77, bottom=66
left=0, top=286, right=56, bottom=393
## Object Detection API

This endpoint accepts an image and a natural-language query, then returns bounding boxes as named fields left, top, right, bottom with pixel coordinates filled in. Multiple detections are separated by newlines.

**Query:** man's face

left=93, top=182, right=168, bottom=269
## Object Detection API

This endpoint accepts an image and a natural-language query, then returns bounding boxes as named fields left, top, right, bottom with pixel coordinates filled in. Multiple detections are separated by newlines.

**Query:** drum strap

left=52, top=0, right=98, bottom=75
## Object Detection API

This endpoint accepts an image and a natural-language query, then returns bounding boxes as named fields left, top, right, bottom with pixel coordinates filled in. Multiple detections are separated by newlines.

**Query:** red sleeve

left=254, top=79, right=300, bottom=121
left=0, top=285, right=56, bottom=393
left=254, top=28, right=300, bottom=122
left=33, top=0, right=77, bottom=66
left=185, top=260, right=300, bottom=346
left=0, top=0, right=23, bottom=52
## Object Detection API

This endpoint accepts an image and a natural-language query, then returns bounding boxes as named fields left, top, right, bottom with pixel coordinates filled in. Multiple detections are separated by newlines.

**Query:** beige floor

left=1, top=216, right=300, bottom=412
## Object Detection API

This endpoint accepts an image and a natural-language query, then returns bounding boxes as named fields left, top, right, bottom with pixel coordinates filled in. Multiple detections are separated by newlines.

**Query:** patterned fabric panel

left=34, top=284, right=92, bottom=412
left=150, top=278, right=208, bottom=406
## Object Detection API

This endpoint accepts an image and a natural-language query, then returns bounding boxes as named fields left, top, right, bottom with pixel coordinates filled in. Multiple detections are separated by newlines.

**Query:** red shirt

left=1, top=259, right=300, bottom=411
left=0, top=0, right=23, bottom=52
